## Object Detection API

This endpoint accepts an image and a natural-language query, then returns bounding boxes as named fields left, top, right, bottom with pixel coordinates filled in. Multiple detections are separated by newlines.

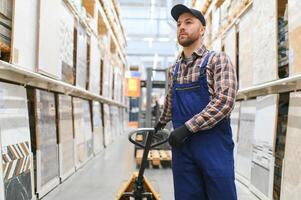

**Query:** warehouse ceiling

left=119, top=0, right=192, bottom=80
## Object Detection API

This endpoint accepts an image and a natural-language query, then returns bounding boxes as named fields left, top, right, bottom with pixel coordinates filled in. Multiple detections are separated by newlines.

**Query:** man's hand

left=168, top=125, right=193, bottom=148
left=154, top=122, right=166, bottom=133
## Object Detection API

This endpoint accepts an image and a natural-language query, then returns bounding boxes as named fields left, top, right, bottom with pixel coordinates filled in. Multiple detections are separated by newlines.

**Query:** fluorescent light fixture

left=158, top=37, right=170, bottom=42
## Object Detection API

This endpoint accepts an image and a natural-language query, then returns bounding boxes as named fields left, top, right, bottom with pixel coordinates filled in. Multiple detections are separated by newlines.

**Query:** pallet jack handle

left=127, top=128, right=169, bottom=199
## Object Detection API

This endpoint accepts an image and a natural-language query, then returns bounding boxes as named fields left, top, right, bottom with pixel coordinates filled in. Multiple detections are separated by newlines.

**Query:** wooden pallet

left=135, top=149, right=172, bottom=168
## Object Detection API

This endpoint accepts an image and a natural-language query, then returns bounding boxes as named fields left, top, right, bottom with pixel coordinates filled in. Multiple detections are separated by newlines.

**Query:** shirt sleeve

left=159, top=67, right=173, bottom=124
left=185, top=52, right=238, bottom=133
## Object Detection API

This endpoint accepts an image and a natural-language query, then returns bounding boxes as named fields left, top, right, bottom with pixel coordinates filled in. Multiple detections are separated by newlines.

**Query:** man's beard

left=178, top=33, right=199, bottom=47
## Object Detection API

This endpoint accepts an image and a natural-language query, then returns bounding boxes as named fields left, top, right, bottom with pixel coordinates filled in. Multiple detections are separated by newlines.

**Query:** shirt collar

left=177, top=45, right=208, bottom=63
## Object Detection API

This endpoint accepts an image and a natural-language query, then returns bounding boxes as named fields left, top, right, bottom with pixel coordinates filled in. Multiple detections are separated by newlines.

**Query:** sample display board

left=33, top=89, right=59, bottom=198
left=57, top=94, right=75, bottom=181
left=236, top=99, right=256, bottom=185
left=239, top=7, right=254, bottom=89
left=252, top=0, right=278, bottom=84
left=75, top=23, right=88, bottom=89
left=230, top=101, right=240, bottom=162
left=60, top=2, right=75, bottom=84
left=38, top=0, right=62, bottom=79
left=0, top=82, right=34, bottom=200
left=251, top=94, right=278, bottom=199
left=288, top=0, right=301, bottom=75
left=11, top=0, right=38, bottom=71
left=73, top=98, right=93, bottom=169
left=89, top=35, right=101, bottom=94
left=281, top=92, right=301, bottom=199
left=92, top=101, right=104, bottom=154
left=103, top=104, right=112, bottom=146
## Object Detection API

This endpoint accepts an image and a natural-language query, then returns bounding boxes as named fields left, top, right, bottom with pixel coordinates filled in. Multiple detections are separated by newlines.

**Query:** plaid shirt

left=159, top=45, right=237, bottom=133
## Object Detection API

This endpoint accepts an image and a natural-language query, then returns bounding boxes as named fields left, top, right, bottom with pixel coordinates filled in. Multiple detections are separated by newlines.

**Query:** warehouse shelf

left=236, top=73, right=301, bottom=100
left=64, top=0, right=126, bottom=65
left=0, top=60, right=127, bottom=108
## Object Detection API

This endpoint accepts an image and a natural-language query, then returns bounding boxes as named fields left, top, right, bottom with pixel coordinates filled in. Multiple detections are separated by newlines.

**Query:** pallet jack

left=116, top=128, right=169, bottom=200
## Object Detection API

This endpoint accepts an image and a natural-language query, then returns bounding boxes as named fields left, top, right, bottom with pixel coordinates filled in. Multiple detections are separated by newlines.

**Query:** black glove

left=168, top=125, right=193, bottom=148
left=154, top=121, right=166, bottom=133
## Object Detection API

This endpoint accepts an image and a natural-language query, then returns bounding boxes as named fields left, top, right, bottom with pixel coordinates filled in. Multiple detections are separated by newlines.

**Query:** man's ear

left=200, top=26, right=206, bottom=37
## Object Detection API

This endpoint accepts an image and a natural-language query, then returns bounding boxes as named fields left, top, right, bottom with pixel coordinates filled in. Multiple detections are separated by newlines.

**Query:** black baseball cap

left=171, top=4, right=206, bottom=26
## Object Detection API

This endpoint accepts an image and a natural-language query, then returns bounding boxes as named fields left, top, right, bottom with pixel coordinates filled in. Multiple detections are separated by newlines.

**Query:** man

left=154, top=4, right=238, bottom=200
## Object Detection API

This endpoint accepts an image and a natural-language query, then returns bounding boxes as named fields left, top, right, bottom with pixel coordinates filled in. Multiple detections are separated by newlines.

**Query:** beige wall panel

left=252, top=0, right=278, bottom=84
left=288, top=0, right=301, bottom=75
left=281, top=92, right=301, bottom=200
left=11, top=0, right=38, bottom=71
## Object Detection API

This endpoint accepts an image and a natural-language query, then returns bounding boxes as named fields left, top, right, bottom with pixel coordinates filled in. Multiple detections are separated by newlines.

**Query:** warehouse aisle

left=43, top=133, right=258, bottom=200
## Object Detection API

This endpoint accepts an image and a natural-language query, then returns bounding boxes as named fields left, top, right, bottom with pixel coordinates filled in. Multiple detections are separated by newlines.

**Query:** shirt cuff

left=185, top=119, right=199, bottom=133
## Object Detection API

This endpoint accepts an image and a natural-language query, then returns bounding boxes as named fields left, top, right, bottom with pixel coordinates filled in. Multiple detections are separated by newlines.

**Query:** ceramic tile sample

left=252, top=0, right=278, bottom=84
left=251, top=94, right=278, bottom=198
left=75, top=23, right=88, bottom=89
left=35, top=90, right=59, bottom=191
left=239, top=7, right=254, bottom=89
left=0, top=82, right=34, bottom=200
left=92, top=101, right=104, bottom=154
left=236, top=99, right=256, bottom=183
left=281, top=92, right=301, bottom=199
left=57, top=94, right=75, bottom=180
left=11, top=0, right=38, bottom=71
left=288, top=0, right=301, bottom=75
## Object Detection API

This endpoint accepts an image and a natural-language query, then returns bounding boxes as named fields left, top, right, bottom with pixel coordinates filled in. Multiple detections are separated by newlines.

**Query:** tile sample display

left=0, top=82, right=34, bottom=200
left=230, top=101, right=240, bottom=162
left=73, top=98, right=93, bottom=168
left=38, top=0, right=62, bottom=79
left=251, top=94, right=278, bottom=199
left=239, top=7, right=254, bottom=89
left=103, top=104, right=112, bottom=147
left=89, top=35, right=101, bottom=94
left=252, top=0, right=278, bottom=84
left=288, top=0, right=301, bottom=75
left=75, top=23, right=88, bottom=89
left=34, top=89, right=59, bottom=198
left=57, top=94, right=75, bottom=181
left=92, top=101, right=104, bottom=154
left=60, top=2, right=74, bottom=84
left=281, top=92, right=301, bottom=199
left=236, top=99, right=256, bottom=185
left=11, top=0, right=38, bottom=71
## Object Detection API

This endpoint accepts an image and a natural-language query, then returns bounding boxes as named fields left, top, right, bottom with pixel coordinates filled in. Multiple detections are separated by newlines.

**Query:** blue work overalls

left=171, top=52, right=237, bottom=200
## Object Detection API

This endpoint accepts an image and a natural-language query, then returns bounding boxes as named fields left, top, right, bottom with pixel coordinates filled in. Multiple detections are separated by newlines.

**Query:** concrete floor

left=43, top=133, right=259, bottom=200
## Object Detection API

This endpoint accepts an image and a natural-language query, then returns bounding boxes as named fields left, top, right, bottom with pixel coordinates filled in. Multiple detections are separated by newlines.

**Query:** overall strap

left=172, top=62, right=181, bottom=83
left=200, top=51, right=213, bottom=69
